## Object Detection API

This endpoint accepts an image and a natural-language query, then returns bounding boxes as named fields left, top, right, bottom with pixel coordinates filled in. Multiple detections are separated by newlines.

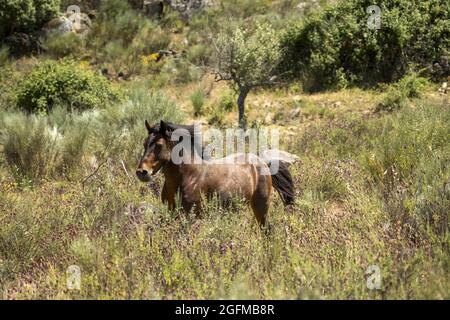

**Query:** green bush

left=15, top=59, right=122, bottom=113
left=0, top=46, right=9, bottom=67
left=89, top=84, right=185, bottom=168
left=0, top=109, right=89, bottom=181
left=395, top=73, right=430, bottom=99
left=190, top=87, right=205, bottom=116
left=363, top=102, right=449, bottom=237
left=162, top=58, right=203, bottom=84
left=43, top=32, right=84, bottom=58
left=281, top=0, right=450, bottom=90
left=0, top=0, right=60, bottom=38
left=186, top=44, right=212, bottom=66
left=375, top=74, right=430, bottom=112
left=217, top=89, right=236, bottom=112
left=0, top=85, right=183, bottom=182
left=88, top=0, right=170, bottom=76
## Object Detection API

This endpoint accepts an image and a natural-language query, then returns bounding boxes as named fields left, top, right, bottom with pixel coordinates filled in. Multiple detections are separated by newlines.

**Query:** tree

left=213, top=22, right=282, bottom=127
left=0, top=0, right=60, bottom=38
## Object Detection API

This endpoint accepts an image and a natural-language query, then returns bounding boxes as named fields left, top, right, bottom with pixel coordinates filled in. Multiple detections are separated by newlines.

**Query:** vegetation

left=15, top=59, right=122, bottom=113
left=0, top=0, right=448, bottom=300
left=214, top=22, right=282, bottom=127
left=190, top=86, right=205, bottom=116
left=0, top=0, right=60, bottom=38
left=281, top=0, right=450, bottom=91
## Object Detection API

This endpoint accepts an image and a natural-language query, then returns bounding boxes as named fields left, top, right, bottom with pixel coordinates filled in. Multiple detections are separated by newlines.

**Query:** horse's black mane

left=155, top=122, right=209, bottom=159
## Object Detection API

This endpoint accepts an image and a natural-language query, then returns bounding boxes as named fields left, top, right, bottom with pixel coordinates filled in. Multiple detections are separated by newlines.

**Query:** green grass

left=0, top=0, right=448, bottom=300
left=0, top=95, right=448, bottom=299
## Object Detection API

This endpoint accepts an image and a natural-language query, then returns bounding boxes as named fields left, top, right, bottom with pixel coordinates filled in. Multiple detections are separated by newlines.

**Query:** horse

left=136, top=120, right=295, bottom=227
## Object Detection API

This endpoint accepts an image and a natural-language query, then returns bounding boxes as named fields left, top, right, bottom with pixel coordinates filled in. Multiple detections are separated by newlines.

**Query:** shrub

left=43, top=32, right=84, bottom=58
left=281, top=0, right=450, bottom=91
left=0, top=46, right=9, bottom=67
left=88, top=0, right=170, bottom=76
left=395, top=73, right=430, bottom=99
left=162, top=58, right=203, bottom=84
left=190, top=87, right=205, bottom=116
left=217, top=89, right=236, bottom=112
left=375, top=74, right=430, bottom=112
left=375, top=88, right=409, bottom=113
left=89, top=85, right=185, bottom=168
left=15, top=59, right=122, bottom=113
left=0, top=0, right=60, bottom=38
left=186, top=44, right=212, bottom=66
left=0, top=109, right=89, bottom=181
left=363, top=102, right=450, bottom=237
left=0, top=85, right=184, bottom=181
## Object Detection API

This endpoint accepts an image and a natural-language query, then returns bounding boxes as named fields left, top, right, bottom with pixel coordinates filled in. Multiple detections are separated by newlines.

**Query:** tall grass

left=190, top=86, right=205, bottom=116
left=0, top=86, right=184, bottom=183
left=0, top=94, right=448, bottom=299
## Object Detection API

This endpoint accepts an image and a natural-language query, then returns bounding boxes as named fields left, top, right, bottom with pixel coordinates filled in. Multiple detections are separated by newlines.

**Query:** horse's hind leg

left=250, top=175, right=272, bottom=228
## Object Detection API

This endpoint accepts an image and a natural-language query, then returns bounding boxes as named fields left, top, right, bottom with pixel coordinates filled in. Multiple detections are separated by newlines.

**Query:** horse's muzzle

left=136, top=168, right=151, bottom=182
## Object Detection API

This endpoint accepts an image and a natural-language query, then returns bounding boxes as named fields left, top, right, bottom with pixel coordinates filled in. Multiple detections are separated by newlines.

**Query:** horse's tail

left=267, top=160, right=295, bottom=206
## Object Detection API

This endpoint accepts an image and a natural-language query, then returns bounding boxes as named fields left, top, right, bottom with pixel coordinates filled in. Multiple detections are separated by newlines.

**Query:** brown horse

left=136, top=120, right=294, bottom=227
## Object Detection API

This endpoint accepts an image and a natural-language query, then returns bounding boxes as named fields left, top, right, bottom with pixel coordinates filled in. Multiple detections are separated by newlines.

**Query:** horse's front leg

left=181, top=190, right=202, bottom=217
left=161, top=182, right=176, bottom=211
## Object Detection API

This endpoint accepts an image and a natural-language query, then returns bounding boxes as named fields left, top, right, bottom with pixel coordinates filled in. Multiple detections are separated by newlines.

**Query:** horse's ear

left=159, top=120, right=166, bottom=134
left=159, top=120, right=174, bottom=137
left=145, top=120, right=152, bottom=133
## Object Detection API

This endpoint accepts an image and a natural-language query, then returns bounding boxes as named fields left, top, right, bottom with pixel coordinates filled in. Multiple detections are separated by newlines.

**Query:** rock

left=46, top=16, right=73, bottom=35
left=143, top=0, right=164, bottom=19
left=439, top=82, right=448, bottom=95
left=117, top=71, right=125, bottom=80
left=163, top=0, right=212, bottom=20
left=264, top=112, right=274, bottom=124
left=43, top=12, right=92, bottom=37
left=5, top=33, right=43, bottom=56
left=289, top=108, right=301, bottom=118
left=66, top=12, right=92, bottom=36
left=332, top=101, right=342, bottom=108
left=61, top=0, right=101, bottom=12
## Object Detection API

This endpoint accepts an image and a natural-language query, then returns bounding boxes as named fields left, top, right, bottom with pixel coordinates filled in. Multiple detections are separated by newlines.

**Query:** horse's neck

left=162, top=162, right=182, bottom=187
left=162, top=161, right=203, bottom=187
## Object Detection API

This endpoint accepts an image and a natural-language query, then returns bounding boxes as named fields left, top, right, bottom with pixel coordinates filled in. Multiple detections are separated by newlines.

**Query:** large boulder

left=164, top=0, right=210, bottom=20
left=4, top=33, right=43, bottom=56
left=140, top=0, right=211, bottom=20
left=45, top=16, right=73, bottom=35
left=43, top=11, right=92, bottom=37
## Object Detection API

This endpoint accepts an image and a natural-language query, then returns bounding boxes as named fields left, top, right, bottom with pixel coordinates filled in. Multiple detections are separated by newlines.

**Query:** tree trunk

left=237, top=86, right=250, bottom=128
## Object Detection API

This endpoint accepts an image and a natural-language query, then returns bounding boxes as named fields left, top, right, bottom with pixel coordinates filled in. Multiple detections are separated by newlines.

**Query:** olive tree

left=213, top=22, right=282, bottom=127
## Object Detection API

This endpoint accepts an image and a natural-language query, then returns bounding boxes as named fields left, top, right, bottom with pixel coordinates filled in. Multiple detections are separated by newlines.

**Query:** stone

left=264, top=112, right=274, bottom=124
left=289, top=108, right=301, bottom=118
left=46, top=16, right=73, bottom=35
left=5, top=33, right=43, bottom=56
left=143, top=0, right=164, bottom=19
